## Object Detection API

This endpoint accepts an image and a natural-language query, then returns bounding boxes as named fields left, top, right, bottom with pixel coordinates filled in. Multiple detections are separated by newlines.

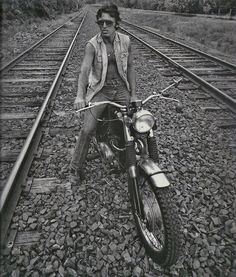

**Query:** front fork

left=123, top=117, right=143, bottom=216
left=123, top=120, right=160, bottom=218
left=147, top=130, right=159, bottom=163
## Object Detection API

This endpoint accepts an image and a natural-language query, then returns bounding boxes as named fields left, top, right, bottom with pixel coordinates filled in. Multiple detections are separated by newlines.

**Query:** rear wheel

left=128, top=169, right=182, bottom=267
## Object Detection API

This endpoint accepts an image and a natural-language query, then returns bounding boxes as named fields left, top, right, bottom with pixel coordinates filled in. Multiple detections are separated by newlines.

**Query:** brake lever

left=75, top=103, right=94, bottom=113
left=173, top=77, right=183, bottom=86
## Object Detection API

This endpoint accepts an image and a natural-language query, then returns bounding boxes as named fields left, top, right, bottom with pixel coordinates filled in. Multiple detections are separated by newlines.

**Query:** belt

left=104, top=79, right=123, bottom=86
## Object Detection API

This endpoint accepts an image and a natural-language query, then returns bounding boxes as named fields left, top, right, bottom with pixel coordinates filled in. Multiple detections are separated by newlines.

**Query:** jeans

left=70, top=79, right=130, bottom=172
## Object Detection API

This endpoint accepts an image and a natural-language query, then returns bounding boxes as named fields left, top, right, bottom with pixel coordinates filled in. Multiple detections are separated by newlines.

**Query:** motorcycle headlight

left=133, top=110, right=155, bottom=133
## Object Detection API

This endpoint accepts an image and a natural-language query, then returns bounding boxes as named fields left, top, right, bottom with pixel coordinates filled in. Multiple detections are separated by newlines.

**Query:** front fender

left=138, top=158, right=170, bottom=188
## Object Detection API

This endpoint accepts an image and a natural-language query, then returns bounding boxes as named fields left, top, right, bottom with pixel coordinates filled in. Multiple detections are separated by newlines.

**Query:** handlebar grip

left=176, top=102, right=183, bottom=113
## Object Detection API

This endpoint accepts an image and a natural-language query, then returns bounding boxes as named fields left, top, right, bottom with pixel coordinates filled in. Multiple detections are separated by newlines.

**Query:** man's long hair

left=96, top=4, right=121, bottom=29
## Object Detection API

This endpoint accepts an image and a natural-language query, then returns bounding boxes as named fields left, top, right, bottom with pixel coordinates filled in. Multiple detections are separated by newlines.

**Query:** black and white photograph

left=0, top=0, right=236, bottom=276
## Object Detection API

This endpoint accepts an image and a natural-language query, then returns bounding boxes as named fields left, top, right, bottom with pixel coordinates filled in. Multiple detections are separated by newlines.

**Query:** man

left=70, top=4, right=137, bottom=182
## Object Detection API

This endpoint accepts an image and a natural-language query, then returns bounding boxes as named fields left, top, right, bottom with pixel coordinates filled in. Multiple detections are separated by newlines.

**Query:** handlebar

left=75, top=78, right=182, bottom=114
left=75, top=101, right=126, bottom=114
left=141, top=93, right=179, bottom=105
left=142, top=77, right=182, bottom=105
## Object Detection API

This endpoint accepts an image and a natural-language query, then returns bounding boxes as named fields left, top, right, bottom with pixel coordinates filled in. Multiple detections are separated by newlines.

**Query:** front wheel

left=128, top=170, right=182, bottom=267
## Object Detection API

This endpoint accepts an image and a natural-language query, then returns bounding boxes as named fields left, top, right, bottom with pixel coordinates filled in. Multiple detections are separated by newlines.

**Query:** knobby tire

left=129, top=170, right=182, bottom=267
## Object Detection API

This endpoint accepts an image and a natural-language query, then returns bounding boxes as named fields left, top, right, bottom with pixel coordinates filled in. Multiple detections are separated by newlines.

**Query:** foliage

left=164, top=0, right=203, bottom=13
left=2, top=0, right=83, bottom=19
left=85, top=0, right=235, bottom=14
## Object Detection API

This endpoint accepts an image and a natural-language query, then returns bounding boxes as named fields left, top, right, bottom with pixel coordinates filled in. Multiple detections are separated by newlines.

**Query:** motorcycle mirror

left=162, top=91, right=170, bottom=97
left=176, top=102, right=183, bottom=113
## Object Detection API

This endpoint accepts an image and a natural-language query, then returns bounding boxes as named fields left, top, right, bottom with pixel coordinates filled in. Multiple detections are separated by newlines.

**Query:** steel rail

left=123, top=20, right=236, bottom=71
left=0, top=11, right=88, bottom=245
left=120, top=26, right=236, bottom=114
left=0, top=11, right=83, bottom=74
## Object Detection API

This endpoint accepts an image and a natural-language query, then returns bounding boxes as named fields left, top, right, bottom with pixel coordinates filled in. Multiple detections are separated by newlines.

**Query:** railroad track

left=0, top=9, right=87, bottom=245
left=120, top=20, right=236, bottom=115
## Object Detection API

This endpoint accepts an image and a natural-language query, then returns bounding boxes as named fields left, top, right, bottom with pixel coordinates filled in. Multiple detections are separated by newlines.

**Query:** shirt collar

left=96, top=32, right=120, bottom=44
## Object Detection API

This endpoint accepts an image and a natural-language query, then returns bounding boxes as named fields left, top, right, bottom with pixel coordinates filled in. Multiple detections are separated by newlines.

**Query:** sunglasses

left=96, top=20, right=115, bottom=27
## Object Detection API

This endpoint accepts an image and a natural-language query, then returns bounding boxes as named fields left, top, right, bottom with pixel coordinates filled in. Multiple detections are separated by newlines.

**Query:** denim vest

left=85, top=32, right=130, bottom=103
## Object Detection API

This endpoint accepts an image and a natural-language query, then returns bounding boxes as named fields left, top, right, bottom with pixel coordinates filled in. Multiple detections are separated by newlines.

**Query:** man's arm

left=127, top=42, right=137, bottom=101
left=74, top=43, right=95, bottom=109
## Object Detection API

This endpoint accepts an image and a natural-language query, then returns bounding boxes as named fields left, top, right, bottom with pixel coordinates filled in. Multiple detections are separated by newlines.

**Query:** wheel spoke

left=140, top=220, right=163, bottom=250
left=138, top=178, right=165, bottom=250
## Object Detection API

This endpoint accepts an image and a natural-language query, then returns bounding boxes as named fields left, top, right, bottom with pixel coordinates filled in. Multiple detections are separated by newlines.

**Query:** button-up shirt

left=85, top=31, right=130, bottom=103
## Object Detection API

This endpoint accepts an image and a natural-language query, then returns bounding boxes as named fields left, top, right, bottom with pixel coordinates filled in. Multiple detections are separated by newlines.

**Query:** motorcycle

left=76, top=78, right=183, bottom=267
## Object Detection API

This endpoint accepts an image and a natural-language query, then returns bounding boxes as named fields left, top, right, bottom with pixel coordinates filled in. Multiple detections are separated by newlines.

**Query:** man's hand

left=74, top=97, right=85, bottom=110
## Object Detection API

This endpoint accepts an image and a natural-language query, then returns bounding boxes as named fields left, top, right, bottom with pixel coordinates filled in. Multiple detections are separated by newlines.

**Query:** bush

left=2, top=0, right=83, bottom=19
